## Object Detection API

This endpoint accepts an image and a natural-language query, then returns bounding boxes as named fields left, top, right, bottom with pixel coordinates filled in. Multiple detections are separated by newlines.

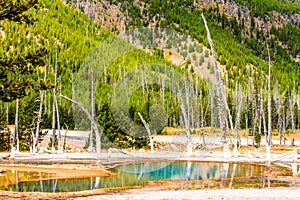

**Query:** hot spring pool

left=0, top=162, right=289, bottom=192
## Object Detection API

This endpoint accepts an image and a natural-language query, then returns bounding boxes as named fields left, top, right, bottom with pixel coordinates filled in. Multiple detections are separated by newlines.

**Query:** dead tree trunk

left=60, top=95, right=102, bottom=153
left=15, top=98, right=19, bottom=153
left=252, top=94, right=258, bottom=148
left=178, top=90, right=193, bottom=155
left=54, top=48, right=61, bottom=153
left=289, top=91, right=295, bottom=146
left=51, top=93, right=56, bottom=152
left=90, top=68, right=101, bottom=153
left=267, top=45, right=272, bottom=147
left=245, top=68, right=251, bottom=146
left=262, top=86, right=267, bottom=143
left=88, top=71, right=93, bottom=152
left=258, top=88, right=263, bottom=137
left=274, top=83, right=282, bottom=145
left=138, top=112, right=154, bottom=153
left=283, top=106, right=287, bottom=145
left=34, top=68, right=47, bottom=153
left=258, top=86, right=266, bottom=147
left=200, top=86, right=206, bottom=148
left=10, top=99, right=19, bottom=158
left=54, top=92, right=61, bottom=152
left=201, top=13, right=235, bottom=152
left=235, top=81, right=242, bottom=145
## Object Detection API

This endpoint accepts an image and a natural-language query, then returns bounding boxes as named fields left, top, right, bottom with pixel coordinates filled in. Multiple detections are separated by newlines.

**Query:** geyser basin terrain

left=0, top=162, right=291, bottom=192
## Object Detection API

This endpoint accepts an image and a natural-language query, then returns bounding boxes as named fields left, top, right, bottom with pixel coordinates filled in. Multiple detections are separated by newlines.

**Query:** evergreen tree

left=0, top=114, right=11, bottom=151
left=0, top=0, right=49, bottom=102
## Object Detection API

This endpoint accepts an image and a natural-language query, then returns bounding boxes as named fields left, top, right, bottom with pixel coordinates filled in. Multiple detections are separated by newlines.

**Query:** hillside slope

left=0, top=0, right=300, bottom=151
left=68, top=0, right=300, bottom=91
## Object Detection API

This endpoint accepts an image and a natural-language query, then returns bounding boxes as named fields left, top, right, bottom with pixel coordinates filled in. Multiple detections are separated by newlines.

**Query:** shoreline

left=0, top=151, right=299, bottom=199
left=0, top=163, right=113, bottom=179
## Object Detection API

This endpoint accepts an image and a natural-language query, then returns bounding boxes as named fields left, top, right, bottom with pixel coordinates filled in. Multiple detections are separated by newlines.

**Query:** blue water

left=0, top=162, right=264, bottom=192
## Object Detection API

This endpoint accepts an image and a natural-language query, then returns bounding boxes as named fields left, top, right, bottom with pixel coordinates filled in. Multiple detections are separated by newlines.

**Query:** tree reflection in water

left=0, top=162, right=268, bottom=192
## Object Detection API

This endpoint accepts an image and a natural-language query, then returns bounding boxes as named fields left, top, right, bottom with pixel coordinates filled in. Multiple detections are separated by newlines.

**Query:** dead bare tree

left=51, top=48, right=61, bottom=153
left=289, top=90, right=295, bottom=145
left=90, top=67, right=101, bottom=153
left=262, top=86, right=267, bottom=142
left=87, top=68, right=93, bottom=152
left=274, top=83, right=283, bottom=145
left=283, top=105, right=287, bottom=145
left=201, top=13, right=236, bottom=153
left=267, top=44, right=272, bottom=147
left=251, top=93, right=259, bottom=148
left=10, top=98, right=19, bottom=158
left=178, top=89, right=193, bottom=155
left=60, top=95, right=102, bottom=153
left=199, top=79, right=208, bottom=148
left=55, top=49, right=62, bottom=152
left=258, top=88, right=262, bottom=137
left=245, top=67, right=252, bottom=147
left=54, top=91, right=61, bottom=152
left=234, top=81, right=242, bottom=145
left=138, top=112, right=154, bottom=153
left=188, top=70, right=195, bottom=128
left=33, top=65, right=47, bottom=153
left=51, top=92, right=56, bottom=153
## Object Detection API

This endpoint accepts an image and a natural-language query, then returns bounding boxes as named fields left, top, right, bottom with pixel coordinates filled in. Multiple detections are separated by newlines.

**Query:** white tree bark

left=267, top=44, right=272, bottom=147
left=201, top=13, right=235, bottom=154
left=55, top=48, right=61, bottom=153
left=200, top=86, right=206, bottom=148
left=10, top=100, right=18, bottom=158
left=60, top=95, right=102, bottom=153
left=178, top=90, right=193, bottom=155
left=235, top=81, right=242, bottom=144
left=252, top=96, right=259, bottom=148
left=289, top=91, right=295, bottom=145
left=90, top=68, right=101, bottom=153
left=245, top=69, right=252, bottom=147
left=34, top=69, right=47, bottom=153
left=15, top=98, right=19, bottom=153
left=274, top=83, right=283, bottom=145
left=233, top=81, right=242, bottom=157
left=54, top=92, right=61, bottom=152
left=51, top=93, right=56, bottom=152
left=34, top=95, right=43, bottom=153
left=138, top=112, right=154, bottom=153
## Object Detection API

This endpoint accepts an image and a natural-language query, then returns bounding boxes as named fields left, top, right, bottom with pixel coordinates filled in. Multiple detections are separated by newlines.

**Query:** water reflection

left=0, top=162, right=289, bottom=193
left=0, top=170, right=54, bottom=190
left=114, top=162, right=262, bottom=181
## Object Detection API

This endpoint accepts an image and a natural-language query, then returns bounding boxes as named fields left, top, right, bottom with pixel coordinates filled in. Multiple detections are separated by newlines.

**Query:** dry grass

left=161, top=126, right=221, bottom=135
left=162, top=127, right=300, bottom=139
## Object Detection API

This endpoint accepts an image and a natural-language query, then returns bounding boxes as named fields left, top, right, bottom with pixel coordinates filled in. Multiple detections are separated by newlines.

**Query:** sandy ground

left=73, top=188, right=300, bottom=200
left=0, top=151, right=299, bottom=199
left=0, top=188, right=134, bottom=200
left=1, top=132, right=300, bottom=200
left=0, top=163, right=113, bottom=179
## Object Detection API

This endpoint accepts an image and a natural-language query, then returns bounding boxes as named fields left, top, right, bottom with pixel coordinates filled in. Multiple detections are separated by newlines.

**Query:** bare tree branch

left=60, top=95, right=102, bottom=153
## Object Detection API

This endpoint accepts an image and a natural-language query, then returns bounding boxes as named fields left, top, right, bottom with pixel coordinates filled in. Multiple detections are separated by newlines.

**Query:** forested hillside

left=69, top=0, right=300, bottom=89
left=0, top=0, right=109, bottom=151
left=0, top=0, right=300, bottom=152
left=234, top=0, right=300, bottom=16
left=67, top=0, right=300, bottom=148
